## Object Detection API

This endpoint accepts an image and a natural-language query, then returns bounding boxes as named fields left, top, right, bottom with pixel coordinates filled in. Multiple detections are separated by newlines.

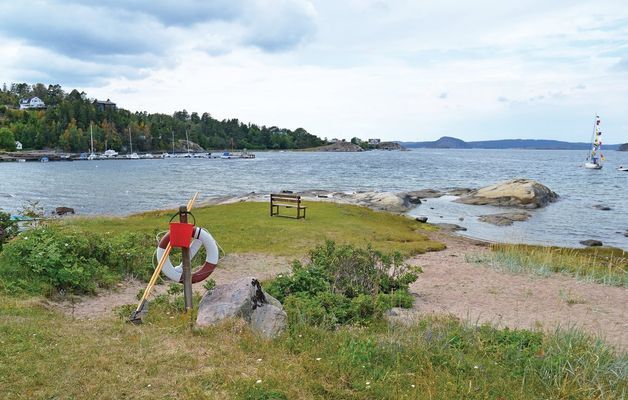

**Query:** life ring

left=156, top=227, right=219, bottom=283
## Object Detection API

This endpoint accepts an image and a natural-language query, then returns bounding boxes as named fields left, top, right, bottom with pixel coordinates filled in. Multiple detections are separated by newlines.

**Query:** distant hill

left=620, top=143, right=628, bottom=151
left=401, top=136, right=621, bottom=150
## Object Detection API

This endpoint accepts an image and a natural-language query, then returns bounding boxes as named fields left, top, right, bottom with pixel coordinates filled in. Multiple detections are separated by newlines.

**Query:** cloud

left=241, top=0, right=317, bottom=51
left=0, top=0, right=317, bottom=84
left=497, top=96, right=509, bottom=103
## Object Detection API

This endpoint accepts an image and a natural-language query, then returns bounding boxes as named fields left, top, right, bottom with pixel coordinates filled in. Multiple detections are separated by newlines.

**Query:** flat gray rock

left=478, top=212, right=531, bottom=226
left=434, top=223, right=467, bottom=232
left=456, top=179, right=558, bottom=209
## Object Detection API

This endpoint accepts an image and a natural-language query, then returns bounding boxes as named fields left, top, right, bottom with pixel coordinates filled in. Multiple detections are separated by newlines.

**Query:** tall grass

left=0, top=295, right=625, bottom=399
left=467, top=244, right=627, bottom=287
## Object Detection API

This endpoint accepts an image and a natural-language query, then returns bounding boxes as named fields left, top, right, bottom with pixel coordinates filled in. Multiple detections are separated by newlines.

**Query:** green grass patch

left=61, top=201, right=443, bottom=256
left=467, top=244, right=627, bottom=287
left=0, top=295, right=625, bottom=399
left=0, top=202, right=443, bottom=296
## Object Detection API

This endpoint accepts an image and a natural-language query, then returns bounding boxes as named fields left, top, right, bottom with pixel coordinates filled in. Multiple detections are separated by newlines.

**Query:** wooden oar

left=129, top=192, right=199, bottom=323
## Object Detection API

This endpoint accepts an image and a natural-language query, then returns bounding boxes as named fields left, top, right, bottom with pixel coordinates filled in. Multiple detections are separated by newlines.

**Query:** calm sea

left=1, top=149, right=627, bottom=249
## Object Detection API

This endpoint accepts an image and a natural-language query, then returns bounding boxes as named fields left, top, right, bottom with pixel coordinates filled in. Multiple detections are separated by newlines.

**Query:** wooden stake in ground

left=179, top=205, right=193, bottom=316
left=129, top=192, right=199, bottom=323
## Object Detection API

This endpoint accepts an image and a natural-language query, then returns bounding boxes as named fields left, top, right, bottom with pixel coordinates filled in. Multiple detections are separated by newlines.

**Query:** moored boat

left=584, top=115, right=604, bottom=169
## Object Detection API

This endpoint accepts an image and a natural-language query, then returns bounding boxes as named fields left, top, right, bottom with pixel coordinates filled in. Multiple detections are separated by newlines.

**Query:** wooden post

left=179, top=205, right=194, bottom=317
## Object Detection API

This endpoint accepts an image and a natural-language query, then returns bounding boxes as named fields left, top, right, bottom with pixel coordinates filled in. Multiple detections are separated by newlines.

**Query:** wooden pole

left=130, top=192, right=199, bottom=322
left=179, top=205, right=194, bottom=316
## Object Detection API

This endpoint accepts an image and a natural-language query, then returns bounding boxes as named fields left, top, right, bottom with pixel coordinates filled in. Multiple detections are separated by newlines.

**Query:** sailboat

left=127, top=127, right=139, bottom=159
left=584, top=115, right=604, bottom=169
left=87, top=122, right=97, bottom=160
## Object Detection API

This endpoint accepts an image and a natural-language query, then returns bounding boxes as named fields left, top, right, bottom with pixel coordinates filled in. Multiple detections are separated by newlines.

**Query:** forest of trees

left=0, top=83, right=325, bottom=152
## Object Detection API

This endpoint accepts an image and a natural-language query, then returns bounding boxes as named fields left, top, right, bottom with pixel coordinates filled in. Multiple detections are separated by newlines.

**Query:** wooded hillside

left=0, top=83, right=324, bottom=152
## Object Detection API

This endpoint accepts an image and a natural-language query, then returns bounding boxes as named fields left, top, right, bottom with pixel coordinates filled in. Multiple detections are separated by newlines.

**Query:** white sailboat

left=127, top=127, right=139, bottom=159
left=584, top=115, right=604, bottom=169
left=87, top=122, right=97, bottom=160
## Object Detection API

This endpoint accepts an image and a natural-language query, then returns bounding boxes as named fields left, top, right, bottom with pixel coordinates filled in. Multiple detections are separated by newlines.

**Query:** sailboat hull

left=584, top=162, right=602, bottom=169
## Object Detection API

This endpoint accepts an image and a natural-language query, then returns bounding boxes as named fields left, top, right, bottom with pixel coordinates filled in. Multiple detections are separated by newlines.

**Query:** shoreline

left=40, top=187, right=628, bottom=251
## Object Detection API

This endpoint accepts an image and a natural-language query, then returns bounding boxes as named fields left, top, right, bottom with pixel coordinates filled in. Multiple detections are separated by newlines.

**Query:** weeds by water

left=467, top=244, right=627, bottom=287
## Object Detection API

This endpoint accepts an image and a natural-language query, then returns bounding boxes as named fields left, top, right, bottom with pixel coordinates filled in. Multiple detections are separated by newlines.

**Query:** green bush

left=0, top=227, right=154, bottom=295
left=265, top=241, right=421, bottom=328
left=0, top=210, right=19, bottom=250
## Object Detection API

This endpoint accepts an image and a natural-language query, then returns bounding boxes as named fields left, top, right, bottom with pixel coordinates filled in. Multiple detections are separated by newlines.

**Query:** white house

left=15, top=141, right=22, bottom=150
left=19, top=97, right=46, bottom=110
left=368, top=138, right=381, bottom=145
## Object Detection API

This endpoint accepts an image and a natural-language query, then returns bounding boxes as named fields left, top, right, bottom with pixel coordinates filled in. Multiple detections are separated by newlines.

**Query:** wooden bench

left=270, top=193, right=307, bottom=219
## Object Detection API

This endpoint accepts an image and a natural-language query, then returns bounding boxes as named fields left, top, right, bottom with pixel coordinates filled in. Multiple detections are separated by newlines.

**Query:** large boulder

left=478, top=212, right=531, bottom=226
left=456, top=179, right=558, bottom=209
left=196, top=277, right=287, bottom=338
left=341, top=191, right=412, bottom=213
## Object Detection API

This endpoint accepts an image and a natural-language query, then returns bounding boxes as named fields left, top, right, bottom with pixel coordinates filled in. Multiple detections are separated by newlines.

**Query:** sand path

left=56, top=253, right=293, bottom=320
left=408, top=232, right=627, bottom=350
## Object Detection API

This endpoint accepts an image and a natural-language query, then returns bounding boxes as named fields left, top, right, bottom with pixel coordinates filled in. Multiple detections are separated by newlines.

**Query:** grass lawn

left=60, top=201, right=445, bottom=257
left=1, top=295, right=625, bottom=400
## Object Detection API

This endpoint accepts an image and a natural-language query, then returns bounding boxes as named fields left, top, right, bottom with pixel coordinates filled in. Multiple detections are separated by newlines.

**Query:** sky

left=1, top=0, right=627, bottom=143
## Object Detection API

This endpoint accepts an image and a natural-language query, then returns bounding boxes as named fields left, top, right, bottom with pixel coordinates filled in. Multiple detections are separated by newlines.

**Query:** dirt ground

left=57, top=232, right=626, bottom=350
left=56, top=253, right=293, bottom=320
left=408, top=232, right=627, bottom=351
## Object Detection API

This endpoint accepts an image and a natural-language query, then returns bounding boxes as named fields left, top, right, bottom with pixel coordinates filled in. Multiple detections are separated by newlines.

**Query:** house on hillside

left=15, top=141, right=22, bottom=150
left=93, top=98, right=117, bottom=112
left=368, top=138, right=381, bottom=145
left=19, top=97, right=46, bottom=110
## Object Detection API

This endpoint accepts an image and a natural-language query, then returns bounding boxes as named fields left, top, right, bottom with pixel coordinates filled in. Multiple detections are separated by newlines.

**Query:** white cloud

left=2, top=0, right=627, bottom=142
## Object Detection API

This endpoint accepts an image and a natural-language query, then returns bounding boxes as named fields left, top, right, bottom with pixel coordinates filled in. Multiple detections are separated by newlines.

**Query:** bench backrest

left=270, top=193, right=301, bottom=203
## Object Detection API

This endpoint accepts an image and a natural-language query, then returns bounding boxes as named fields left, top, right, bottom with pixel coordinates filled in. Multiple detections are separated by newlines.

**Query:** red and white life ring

left=156, top=227, right=219, bottom=283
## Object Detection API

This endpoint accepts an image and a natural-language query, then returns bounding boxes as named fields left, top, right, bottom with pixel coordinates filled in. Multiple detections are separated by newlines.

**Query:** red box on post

left=169, top=222, right=194, bottom=248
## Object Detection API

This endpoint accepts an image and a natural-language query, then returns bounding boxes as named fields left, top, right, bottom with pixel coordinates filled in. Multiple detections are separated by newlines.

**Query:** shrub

left=0, top=227, right=154, bottom=295
left=265, top=241, right=421, bottom=328
left=0, top=210, right=19, bottom=250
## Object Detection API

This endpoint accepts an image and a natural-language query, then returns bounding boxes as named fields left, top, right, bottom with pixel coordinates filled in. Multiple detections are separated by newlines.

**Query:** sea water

left=0, top=149, right=626, bottom=249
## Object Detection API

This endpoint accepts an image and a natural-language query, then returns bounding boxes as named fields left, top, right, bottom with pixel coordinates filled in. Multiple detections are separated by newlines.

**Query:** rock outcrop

left=315, top=142, right=364, bottom=152
left=176, top=140, right=205, bottom=152
left=376, top=142, right=407, bottom=151
left=196, top=277, right=287, bottom=338
left=456, top=179, right=558, bottom=209
left=349, top=192, right=411, bottom=213
left=478, top=212, right=531, bottom=226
